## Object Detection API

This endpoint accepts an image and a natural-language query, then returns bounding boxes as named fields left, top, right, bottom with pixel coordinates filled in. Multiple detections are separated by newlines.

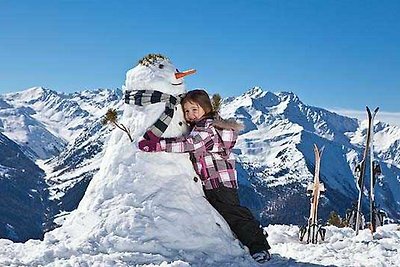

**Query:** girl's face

left=183, top=101, right=205, bottom=123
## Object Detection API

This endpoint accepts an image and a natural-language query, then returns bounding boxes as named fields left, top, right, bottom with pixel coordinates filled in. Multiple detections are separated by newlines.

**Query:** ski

left=299, top=144, right=326, bottom=244
left=369, top=107, right=379, bottom=233
left=354, top=107, right=373, bottom=235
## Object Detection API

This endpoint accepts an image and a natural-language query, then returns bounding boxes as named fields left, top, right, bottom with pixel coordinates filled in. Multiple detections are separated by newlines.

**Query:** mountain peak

left=5, top=86, right=59, bottom=104
left=245, top=86, right=264, bottom=97
left=26, top=86, right=47, bottom=93
left=23, top=86, right=55, bottom=96
left=278, top=91, right=301, bottom=103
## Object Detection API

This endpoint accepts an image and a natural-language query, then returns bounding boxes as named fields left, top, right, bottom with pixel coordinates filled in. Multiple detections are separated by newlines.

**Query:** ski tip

left=366, top=106, right=379, bottom=115
left=313, top=144, right=324, bottom=157
left=313, top=144, right=321, bottom=156
left=366, top=106, right=372, bottom=117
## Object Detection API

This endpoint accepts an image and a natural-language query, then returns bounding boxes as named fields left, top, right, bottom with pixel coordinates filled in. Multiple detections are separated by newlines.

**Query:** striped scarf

left=125, top=90, right=185, bottom=140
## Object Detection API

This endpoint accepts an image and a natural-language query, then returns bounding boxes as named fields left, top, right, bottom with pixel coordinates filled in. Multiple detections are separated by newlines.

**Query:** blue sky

left=1, top=0, right=399, bottom=115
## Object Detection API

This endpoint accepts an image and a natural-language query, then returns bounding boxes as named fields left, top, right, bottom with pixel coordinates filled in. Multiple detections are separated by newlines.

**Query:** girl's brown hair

left=181, top=89, right=215, bottom=117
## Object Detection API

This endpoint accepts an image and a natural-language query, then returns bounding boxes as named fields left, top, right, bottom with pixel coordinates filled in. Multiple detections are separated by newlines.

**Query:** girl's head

left=181, top=89, right=213, bottom=123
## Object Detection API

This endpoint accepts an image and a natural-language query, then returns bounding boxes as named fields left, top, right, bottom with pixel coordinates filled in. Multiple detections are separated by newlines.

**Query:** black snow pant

left=204, top=186, right=271, bottom=255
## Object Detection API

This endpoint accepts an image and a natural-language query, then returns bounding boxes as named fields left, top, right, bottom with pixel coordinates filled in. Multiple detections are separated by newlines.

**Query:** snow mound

left=268, top=224, right=400, bottom=266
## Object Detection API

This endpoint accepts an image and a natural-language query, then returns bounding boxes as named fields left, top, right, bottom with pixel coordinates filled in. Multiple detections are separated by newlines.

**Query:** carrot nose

left=175, top=69, right=196, bottom=79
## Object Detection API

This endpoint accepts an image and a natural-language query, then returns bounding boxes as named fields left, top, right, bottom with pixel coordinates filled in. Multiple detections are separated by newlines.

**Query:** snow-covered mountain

left=0, top=87, right=121, bottom=160
left=0, top=90, right=66, bottom=160
left=225, top=88, right=400, bottom=225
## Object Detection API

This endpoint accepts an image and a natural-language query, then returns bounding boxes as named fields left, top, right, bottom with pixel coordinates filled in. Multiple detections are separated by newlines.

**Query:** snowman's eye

left=159, top=64, right=164, bottom=69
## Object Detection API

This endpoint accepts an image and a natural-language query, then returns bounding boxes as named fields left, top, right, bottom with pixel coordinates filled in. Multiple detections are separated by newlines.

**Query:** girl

left=138, top=89, right=271, bottom=263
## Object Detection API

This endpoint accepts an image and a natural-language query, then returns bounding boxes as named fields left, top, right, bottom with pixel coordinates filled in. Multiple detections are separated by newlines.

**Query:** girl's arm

left=160, top=130, right=213, bottom=153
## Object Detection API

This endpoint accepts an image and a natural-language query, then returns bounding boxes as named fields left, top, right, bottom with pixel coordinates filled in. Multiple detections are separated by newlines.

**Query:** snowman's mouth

left=171, top=82, right=183, bottom=86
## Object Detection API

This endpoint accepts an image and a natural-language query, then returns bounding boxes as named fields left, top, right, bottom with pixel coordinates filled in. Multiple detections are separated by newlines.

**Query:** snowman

left=107, top=53, right=250, bottom=262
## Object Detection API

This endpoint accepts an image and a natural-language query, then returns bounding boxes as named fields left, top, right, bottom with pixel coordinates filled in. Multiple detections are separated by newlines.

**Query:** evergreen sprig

left=212, top=94, right=222, bottom=112
left=327, top=211, right=345, bottom=227
left=102, top=108, right=133, bottom=142
left=138, top=54, right=169, bottom=66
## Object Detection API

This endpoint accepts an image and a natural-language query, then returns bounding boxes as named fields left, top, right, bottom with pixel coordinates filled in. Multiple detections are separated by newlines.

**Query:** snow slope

left=268, top=224, right=400, bottom=266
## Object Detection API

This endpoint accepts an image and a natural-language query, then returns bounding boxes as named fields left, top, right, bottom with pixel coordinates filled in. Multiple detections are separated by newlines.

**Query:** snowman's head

left=124, top=54, right=195, bottom=95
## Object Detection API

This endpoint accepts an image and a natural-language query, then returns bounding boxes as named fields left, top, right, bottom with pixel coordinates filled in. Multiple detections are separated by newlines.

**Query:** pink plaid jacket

left=159, top=118, right=243, bottom=190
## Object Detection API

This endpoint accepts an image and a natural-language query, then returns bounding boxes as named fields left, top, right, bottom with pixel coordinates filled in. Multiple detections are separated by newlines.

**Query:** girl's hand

left=138, top=139, right=161, bottom=152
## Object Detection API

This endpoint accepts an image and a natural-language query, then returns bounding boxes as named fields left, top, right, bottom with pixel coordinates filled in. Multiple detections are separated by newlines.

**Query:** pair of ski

left=300, top=106, right=381, bottom=242
left=299, top=144, right=326, bottom=244
left=354, top=107, right=380, bottom=235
